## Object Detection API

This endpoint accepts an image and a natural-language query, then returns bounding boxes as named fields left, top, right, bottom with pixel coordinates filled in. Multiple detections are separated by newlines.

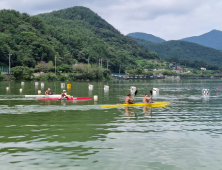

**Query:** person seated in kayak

left=61, top=90, right=68, bottom=99
left=125, top=93, right=135, bottom=104
left=45, top=88, right=51, bottom=95
left=142, top=93, right=152, bottom=103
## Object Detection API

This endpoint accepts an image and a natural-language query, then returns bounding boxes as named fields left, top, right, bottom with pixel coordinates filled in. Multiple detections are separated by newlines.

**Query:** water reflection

left=124, top=107, right=135, bottom=116
left=61, top=100, right=66, bottom=106
left=124, top=106, right=152, bottom=117
left=143, top=106, right=152, bottom=116
left=88, top=89, right=92, bottom=97
left=104, top=90, right=109, bottom=100
left=202, top=96, right=210, bottom=104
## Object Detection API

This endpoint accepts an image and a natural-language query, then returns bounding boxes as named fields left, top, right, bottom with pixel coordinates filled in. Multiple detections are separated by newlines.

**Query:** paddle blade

left=135, top=90, right=138, bottom=96
left=150, top=90, right=152, bottom=95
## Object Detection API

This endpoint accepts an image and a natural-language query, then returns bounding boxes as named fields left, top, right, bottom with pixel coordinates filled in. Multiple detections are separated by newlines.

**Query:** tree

left=126, top=69, right=137, bottom=76
left=35, top=61, right=53, bottom=72
left=136, top=68, right=143, bottom=75
left=142, top=70, right=153, bottom=76
left=11, top=66, right=34, bottom=80
left=56, top=64, right=73, bottom=73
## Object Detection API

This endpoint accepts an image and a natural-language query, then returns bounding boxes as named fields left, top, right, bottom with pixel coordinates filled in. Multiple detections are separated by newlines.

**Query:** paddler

left=124, top=93, right=135, bottom=104
left=142, top=93, right=152, bottom=103
left=61, top=90, right=68, bottom=99
left=45, top=88, right=51, bottom=95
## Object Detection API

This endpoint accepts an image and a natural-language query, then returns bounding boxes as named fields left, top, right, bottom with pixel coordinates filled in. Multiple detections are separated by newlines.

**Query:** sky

left=0, top=0, right=222, bottom=40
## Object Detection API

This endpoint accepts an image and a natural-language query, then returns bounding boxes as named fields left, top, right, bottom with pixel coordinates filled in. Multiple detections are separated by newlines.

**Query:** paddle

left=130, top=90, right=137, bottom=104
left=135, top=90, right=138, bottom=96
left=150, top=90, right=152, bottom=96
left=150, top=90, right=153, bottom=103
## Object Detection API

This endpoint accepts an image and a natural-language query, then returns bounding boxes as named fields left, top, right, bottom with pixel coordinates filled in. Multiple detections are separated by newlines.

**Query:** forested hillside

left=130, top=37, right=222, bottom=67
left=127, top=32, right=165, bottom=43
left=37, top=7, right=159, bottom=72
left=0, top=7, right=159, bottom=72
left=0, top=10, right=58, bottom=68
left=180, top=30, right=222, bottom=50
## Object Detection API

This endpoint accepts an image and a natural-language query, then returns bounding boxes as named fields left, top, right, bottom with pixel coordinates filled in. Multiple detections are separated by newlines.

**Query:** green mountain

left=0, top=7, right=159, bottom=72
left=127, top=32, right=165, bottom=43
left=180, top=30, right=222, bottom=50
left=130, top=37, right=222, bottom=68
left=0, top=10, right=57, bottom=68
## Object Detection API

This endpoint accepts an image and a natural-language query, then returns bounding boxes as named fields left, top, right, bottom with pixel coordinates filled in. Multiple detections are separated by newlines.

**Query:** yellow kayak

left=101, top=102, right=170, bottom=107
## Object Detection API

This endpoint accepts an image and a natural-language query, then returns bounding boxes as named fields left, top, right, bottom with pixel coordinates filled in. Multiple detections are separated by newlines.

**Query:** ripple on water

left=0, top=80, right=222, bottom=169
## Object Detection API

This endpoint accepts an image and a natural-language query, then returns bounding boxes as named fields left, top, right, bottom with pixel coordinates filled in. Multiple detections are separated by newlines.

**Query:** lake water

left=0, top=80, right=222, bottom=170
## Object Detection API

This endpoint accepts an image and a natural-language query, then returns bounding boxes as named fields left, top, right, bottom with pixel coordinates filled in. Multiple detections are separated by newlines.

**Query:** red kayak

left=36, top=97, right=92, bottom=101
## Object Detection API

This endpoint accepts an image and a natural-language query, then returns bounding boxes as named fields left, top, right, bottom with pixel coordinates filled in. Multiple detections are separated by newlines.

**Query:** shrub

left=47, top=74, right=58, bottom=81
left=67, top=73, right=76, bottom=81
left=58, top=74, right=66, bottom=81
left=11, top=66, right=34, bottom=80
left=0, top=74, right=5, bottom=81
left=39, top=75, right=48, bottom=81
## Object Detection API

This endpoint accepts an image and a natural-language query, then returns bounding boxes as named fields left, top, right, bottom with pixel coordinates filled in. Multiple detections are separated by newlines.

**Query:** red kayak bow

left=36, top=97, right=92, bottom=101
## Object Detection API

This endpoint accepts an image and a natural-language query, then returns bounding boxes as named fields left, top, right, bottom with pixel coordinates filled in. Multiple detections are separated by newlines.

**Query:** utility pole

left=8, top=52, right=12, bottom=74
left=101, top=58, right=103, bottom=67
left=119, top=64, right=121, bottom=75
left=55, top=55, right=56, bottom=74
left=88, top=56, right=90, bottom=73
left=107, top=60, right=109, bottom=69
left=88, top=56, right=89, bottom=67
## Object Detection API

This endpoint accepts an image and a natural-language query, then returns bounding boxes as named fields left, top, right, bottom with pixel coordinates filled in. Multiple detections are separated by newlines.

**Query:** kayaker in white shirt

left=45, top=88, right=51, bottom=95
left=61, top=90, right=67, bottom=99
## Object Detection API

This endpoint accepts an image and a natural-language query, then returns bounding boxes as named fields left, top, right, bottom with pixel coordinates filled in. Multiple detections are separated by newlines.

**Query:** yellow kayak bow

left=101, top=102, right=170, bottom=107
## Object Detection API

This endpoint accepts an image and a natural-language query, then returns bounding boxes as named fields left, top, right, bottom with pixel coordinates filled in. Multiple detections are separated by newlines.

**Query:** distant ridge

left=129, top=37, right=222, bottom=67
left=127, top=32, right=165, bottom=43
left=180, top=29, right=222, bottom=50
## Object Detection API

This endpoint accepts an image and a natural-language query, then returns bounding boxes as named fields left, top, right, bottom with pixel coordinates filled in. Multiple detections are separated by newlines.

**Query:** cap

left=145, top=93, right=148, bottom=95
left=127, top=93, right=131, bottom=96
left=63, top=90, right=66, bottom=92
left=48, top=88, right=51, bottom=90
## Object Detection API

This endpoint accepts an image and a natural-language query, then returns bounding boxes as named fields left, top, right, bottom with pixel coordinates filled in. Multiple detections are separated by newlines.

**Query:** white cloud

left=0, top=0, right=222, bottom=40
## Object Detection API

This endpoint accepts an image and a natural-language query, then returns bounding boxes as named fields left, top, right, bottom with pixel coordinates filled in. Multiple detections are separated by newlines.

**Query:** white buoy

left=89, top=84, right=93, bottom=90
left=35, top=82, right=39, bottom=86
left=6, top=87, right=9, bottom=91
left=41, top=83, right=44, bottom=87
left=21, top=82, right=25, bottom=85
left=61, top=83, right=65, bottom=88
left=152, top=88, right=159, bottom=95
left=104, top=85, right=109, bottom=91
left=153, top=88, right=159, bottom=92
left=38, top=90, right=41, bottom=94
left=94, top=95, right=98, bottom=101
left=130, top=86, right=136, bottom=94
left=19, top=88, right=22, bottom=93
left=202, top=89, right=209, bottom=96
